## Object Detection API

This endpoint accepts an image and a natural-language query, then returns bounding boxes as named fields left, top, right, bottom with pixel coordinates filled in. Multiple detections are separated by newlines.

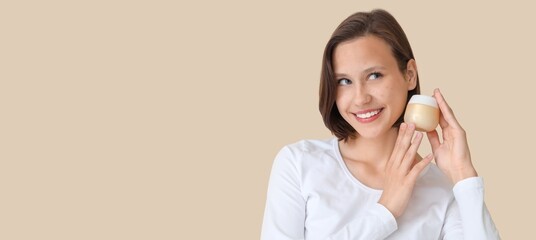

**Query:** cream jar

left=403, top=95, right=439, bottom=132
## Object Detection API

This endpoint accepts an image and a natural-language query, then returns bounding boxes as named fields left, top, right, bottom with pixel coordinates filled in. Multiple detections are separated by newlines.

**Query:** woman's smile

left=353, top=108, right=384, bottom=123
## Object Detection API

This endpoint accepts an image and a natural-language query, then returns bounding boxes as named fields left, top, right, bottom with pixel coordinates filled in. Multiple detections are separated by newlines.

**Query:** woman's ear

left=405, top=59, right=418, bottom=91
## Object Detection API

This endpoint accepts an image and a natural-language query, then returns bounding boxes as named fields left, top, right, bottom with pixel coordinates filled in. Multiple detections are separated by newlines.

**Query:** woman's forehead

left=333, top=36, right=397, bottom=73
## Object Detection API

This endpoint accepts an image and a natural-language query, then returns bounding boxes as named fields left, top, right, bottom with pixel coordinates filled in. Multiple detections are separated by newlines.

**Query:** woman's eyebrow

left=335, top=66, right=386, bottom=78
left=334, top=73, right=350, bottom=78
left=362, top=66, right=386, bottom=73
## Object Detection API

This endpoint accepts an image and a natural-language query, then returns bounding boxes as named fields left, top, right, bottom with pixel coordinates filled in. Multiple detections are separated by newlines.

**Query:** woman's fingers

left=388, top=122, right=407, bottom=169
left=380, top=125, right=431, bottom=219
left=392, top=123, right=416, bottom=169
left=438, top=111, right=449, bottom=130
left=426, top=129, right=441, bottom=153
left=408, top=153, right=433, bottom=180
left=399, top=131, right=423, bottom=171
left=434, top=89, right=461, bottom=129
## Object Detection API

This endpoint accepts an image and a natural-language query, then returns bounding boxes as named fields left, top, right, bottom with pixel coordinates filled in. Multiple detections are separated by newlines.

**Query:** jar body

left=403, top=95, right=439, bottom=132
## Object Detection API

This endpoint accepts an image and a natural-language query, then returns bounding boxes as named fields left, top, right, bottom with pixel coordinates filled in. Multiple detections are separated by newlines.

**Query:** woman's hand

left=427, top=89, right=478, bottom=184
left=379, top=122, right=433, bottom=218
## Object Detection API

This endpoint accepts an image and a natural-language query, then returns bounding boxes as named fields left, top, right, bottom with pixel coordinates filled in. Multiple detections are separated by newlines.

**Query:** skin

left=333, top=35, right=478, bottom=218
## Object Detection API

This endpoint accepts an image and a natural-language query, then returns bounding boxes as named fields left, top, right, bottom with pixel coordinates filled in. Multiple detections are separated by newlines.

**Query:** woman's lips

left=354, top=108, right=383, bottom=123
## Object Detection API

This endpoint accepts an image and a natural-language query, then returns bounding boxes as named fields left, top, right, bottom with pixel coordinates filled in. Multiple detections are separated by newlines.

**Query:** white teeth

left=356, top=109, right=381, bottom=119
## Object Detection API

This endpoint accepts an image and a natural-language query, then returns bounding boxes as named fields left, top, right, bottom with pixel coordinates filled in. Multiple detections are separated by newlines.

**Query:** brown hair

left=319, top=9, right=420, bottom=141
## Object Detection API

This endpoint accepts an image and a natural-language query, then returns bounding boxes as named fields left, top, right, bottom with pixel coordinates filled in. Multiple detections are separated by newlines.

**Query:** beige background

left=1, top=1, right=533, bottom=239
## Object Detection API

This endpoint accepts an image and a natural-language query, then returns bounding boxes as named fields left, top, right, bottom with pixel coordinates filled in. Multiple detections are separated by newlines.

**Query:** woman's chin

left=355, top=125, right=397, bottom=140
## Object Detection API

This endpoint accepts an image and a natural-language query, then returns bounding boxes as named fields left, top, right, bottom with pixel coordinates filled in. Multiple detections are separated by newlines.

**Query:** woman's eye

left=368, top=72, right=383, bottom=80
left=337, top=78, right=352, bottom=85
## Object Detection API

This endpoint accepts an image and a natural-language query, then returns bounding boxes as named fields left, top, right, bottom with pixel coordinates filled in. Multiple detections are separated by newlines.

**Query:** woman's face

left=333, top=35, right=417, bottom=139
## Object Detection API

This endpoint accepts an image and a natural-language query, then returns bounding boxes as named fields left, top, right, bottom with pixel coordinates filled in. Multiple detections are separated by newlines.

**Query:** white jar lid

left=408, top=95, right=438, bottom=108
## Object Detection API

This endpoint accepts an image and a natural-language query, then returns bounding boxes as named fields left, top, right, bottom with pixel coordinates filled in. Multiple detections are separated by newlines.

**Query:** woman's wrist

left=450, top=167, right=478, bottom=184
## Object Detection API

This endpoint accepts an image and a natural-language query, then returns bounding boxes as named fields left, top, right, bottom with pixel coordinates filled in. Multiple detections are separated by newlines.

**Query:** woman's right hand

left=378, top=122, right=433, bottom=218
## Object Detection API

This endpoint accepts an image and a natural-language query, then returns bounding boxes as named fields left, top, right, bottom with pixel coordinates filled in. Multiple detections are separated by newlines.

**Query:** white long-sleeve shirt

left=261, top=138, right=500, bottom=240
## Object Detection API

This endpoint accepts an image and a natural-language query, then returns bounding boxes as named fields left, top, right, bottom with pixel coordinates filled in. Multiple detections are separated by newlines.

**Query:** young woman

left=261, top=9, right=500, bottom=240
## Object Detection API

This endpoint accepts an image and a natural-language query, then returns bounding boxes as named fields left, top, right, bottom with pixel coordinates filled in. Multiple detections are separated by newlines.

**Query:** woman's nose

left=353, top=85, right=372, bottom=105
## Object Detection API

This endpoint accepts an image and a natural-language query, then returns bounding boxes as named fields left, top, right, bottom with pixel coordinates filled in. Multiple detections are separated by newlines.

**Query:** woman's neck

left=340, top=127, right=399, bottom=170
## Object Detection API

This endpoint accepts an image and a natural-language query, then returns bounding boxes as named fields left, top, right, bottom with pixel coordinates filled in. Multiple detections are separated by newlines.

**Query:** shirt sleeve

left=441, top=177, right=501, bottom=240
left=261, top=146, right=306, bottom=240
left=261, top=146, right=398, bottom=240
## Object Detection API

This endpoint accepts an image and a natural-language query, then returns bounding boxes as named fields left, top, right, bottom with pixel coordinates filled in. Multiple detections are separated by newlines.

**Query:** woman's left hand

left=427, top=88, right=478, bottom=184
